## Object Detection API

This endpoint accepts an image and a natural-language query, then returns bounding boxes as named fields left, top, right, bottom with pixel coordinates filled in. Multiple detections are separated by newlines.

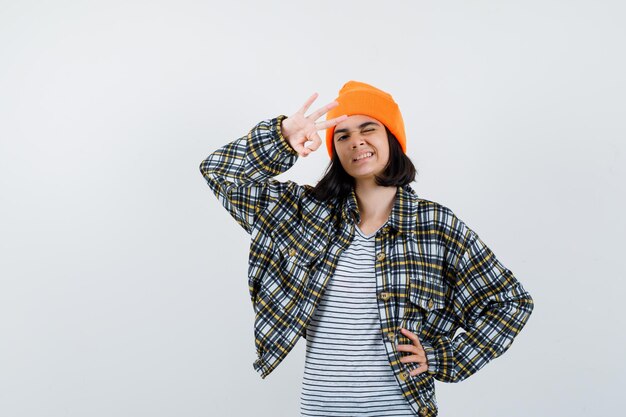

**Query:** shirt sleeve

left=199, top=115, right=299, bottom=234
left=420, top=219, right=535, bottom=383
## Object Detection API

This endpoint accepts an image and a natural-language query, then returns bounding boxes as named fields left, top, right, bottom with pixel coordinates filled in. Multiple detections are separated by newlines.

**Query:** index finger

left=400, top=328, right=423, bottom=347
left=315, top=114, right=348, bottom=132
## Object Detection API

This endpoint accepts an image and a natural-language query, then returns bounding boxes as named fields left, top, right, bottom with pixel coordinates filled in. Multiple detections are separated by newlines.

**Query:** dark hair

left=311, top=127, right=417, bottom=202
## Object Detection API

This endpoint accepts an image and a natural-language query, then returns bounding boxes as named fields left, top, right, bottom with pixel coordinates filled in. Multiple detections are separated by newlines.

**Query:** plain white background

left=1, top=1, right=624, bottom=416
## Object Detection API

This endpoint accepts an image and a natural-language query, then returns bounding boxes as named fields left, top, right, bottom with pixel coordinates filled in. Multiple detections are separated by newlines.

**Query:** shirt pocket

left=402, top=233, right=447, bottom=314
left=407, top=272, right=447, bottom=312
left=270, top=220, right=323, bottom=268
left=401, top=260, right=447, bottom=339
left=261, top=220, right=324, bottom=312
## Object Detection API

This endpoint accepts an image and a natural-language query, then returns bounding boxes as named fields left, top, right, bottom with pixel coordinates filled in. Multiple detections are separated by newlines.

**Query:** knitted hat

left=325, top=80, right=406, bottom=158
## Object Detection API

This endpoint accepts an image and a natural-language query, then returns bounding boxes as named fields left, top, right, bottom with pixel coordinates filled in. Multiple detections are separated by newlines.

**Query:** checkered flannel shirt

left=199, top=115, right=534, bottom=417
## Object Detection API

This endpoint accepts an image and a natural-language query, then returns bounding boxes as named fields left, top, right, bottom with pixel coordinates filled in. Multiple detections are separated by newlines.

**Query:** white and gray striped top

left=300, top=224, right=415, bottom=416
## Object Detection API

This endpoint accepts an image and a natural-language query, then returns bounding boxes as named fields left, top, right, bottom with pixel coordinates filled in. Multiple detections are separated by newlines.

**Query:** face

left=333, top=114, right=390, bottom=183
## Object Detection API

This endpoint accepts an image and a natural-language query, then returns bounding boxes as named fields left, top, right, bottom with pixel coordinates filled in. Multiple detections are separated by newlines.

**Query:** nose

left=349, top=134, right=366, bottom=148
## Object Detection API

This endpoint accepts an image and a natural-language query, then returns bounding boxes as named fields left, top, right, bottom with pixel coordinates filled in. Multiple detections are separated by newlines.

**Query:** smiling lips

left=353, top=152, right=374, bottom=162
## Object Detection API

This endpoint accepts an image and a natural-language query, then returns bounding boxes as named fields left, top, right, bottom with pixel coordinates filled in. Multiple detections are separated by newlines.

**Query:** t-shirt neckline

left=355, top=224, right=379, bottom=239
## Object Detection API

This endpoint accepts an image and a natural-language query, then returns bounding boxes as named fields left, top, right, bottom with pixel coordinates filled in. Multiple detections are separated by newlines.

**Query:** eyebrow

left=334, top=121, right=380, bottom=137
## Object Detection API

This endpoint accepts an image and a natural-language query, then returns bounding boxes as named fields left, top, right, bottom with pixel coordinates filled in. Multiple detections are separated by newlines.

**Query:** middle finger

left=399, top=354, right=425, bottom=363
left=308, top=99, right=341, bottom=121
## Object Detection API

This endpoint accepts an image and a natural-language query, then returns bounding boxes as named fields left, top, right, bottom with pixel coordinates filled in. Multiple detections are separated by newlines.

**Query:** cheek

left=379, top=150, right=391, bottom=165
left=337, top=152, right=350, bottom=167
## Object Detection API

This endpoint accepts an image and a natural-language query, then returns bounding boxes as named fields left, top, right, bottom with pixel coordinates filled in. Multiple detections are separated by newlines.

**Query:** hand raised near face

left=280, top=92, right=348, bottom=157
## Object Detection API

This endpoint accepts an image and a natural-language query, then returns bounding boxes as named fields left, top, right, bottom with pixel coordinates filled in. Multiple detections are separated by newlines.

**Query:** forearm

left=422, top=220, right=535, bottom=383
left=422, top=285, right=534, bottom=383
left=199, top=115, right=297, bottom=188
left=199, top=115, right=299, bottom=233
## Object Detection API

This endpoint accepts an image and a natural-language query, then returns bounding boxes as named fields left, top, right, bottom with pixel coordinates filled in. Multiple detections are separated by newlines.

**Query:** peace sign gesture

left=280, top=92, right=348, bottom=157
left=397, top=327, right=429, bottom=376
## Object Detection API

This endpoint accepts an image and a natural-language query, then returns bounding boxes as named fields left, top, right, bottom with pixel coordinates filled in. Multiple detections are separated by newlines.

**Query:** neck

left=354, top=179, right=397, bottom=223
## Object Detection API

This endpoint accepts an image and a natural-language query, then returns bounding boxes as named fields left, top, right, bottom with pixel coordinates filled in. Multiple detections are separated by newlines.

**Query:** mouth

left=353, top=152, right=374, bottom=162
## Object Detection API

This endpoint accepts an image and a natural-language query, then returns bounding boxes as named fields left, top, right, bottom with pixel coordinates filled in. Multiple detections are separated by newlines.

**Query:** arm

left=421, top=220, right=535, bottom=383
left=199, top=115, right=299, bottom=234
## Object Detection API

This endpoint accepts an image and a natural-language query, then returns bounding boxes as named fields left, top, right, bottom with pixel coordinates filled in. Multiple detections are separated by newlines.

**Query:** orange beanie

left=325, top=80, right=406, bottom=158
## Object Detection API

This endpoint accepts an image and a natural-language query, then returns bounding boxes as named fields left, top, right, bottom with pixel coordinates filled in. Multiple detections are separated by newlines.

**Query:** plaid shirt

left=199, top=115, right=534, bottom=417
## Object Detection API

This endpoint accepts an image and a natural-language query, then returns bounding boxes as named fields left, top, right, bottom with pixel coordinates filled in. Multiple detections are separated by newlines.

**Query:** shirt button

left=378, top=292, right=391, bottom=301
left=386, top=331, right=396, bottom=342
left=288, top=248, right=296, bottom=257
left=427, top=298, right=434, bottom=309
left=419, top=408, right=429, bottom=416
left=376, top=252, right=386, bottom=261
left=399, top=370, right=410, bottom=381
left=381, top=226, right=390, bottom=235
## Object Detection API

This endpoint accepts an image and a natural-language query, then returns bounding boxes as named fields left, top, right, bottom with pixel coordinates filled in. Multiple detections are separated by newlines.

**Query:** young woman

left=200, top=81, right=534, bottom=417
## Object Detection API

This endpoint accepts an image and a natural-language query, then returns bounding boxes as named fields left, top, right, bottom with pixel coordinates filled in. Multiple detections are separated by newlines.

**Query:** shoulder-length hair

left=311, top=127, right=417, bottom=202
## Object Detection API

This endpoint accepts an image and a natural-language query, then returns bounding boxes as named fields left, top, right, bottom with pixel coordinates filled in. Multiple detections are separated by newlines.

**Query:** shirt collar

left=341, top=184, right=418, bottom=235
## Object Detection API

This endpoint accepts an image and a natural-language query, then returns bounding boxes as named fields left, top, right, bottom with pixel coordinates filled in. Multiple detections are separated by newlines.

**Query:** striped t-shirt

left=300, top=224, right=415, bottom=416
